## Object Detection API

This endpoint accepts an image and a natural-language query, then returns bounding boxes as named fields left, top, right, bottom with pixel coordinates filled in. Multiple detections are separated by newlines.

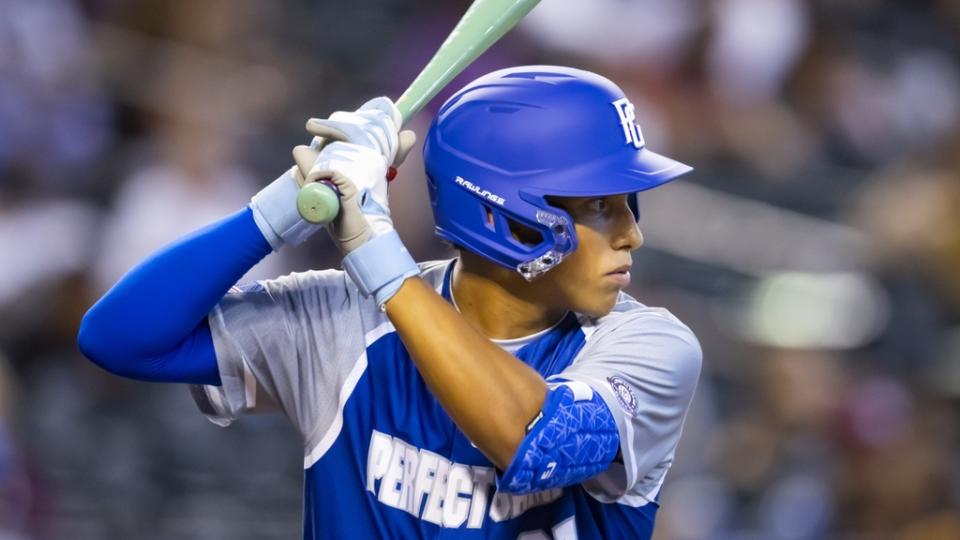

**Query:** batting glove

left=249, top=97, right=415, bottom=251
left=295, top=97, right=420, bottom=306
left=302, top=96, right=416, bottom=171
left=291, top=97, right=416, bottom=254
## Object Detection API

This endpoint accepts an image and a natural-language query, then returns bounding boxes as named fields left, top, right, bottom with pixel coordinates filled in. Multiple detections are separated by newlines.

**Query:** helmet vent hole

left=507, top=219, right=543, bottom=247
left=483, top=205, right=495, bottom=230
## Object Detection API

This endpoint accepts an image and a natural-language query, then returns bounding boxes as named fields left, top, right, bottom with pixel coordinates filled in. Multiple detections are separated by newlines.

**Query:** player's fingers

left=354, top=111, right=394, bottom=159
left=307, top=109, right=400, bottom=162
left=310, top=169, right=358, bottom=200
left=357, top=96, right=402, bottom=127
left=393, top=130, right=418, bottom=167
left=325, top=170, right=355, bottom=194
left=352, top=109, right=399, bottom=161
left=292, top=145, right=319, bottom=181
left=304, top=119, right=353, bottom=144
left=289, top=164, right=308, bottom=186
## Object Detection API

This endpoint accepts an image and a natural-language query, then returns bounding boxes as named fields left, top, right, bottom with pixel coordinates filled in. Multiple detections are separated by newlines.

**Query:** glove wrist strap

left=250, top=167, right=319, bottom=250
left=342, top=230, right=419, bottom=307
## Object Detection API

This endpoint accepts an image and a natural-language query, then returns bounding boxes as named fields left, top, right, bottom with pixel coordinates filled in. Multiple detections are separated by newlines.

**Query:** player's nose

left=611, top=203, right=644, bottom=252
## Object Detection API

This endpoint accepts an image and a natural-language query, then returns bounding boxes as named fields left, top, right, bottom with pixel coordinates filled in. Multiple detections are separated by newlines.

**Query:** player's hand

left=291, top=97, right=417, bottom=254
left=301, top=97, right=416, bottom=169
left=296, top=142, right=388, bottom=254
left=288, top=98, right=421, bottom=307
left=248, top=98, right=415, bottom=252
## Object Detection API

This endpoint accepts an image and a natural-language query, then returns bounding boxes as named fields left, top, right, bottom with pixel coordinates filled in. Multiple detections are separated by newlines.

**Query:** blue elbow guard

left=498, top=383, right=619, bottom=494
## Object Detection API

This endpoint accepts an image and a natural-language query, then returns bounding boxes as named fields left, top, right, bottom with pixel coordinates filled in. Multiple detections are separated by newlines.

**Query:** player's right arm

left=78, top=98, right=411, bottom=388
left=77, top=198, right=283, bottom=385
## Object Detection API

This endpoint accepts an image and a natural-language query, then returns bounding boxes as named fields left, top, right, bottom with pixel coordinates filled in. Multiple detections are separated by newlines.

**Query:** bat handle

left=297, top=180, right=341, bottom=224
left=295, top=136, right=338, bottom=224
left=295, top=168, right=399, bottom=224
left=295, top=87, right=408, bottom=225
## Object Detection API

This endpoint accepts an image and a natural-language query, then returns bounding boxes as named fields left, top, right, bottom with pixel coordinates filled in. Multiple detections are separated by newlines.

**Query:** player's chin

left=577, top=287, right=620, bottom=318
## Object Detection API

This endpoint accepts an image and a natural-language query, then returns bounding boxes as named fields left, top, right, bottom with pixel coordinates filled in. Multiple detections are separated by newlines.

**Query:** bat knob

left=297, top=180, right=341, bottom=224
left=387, top=167, right=398, bottom=182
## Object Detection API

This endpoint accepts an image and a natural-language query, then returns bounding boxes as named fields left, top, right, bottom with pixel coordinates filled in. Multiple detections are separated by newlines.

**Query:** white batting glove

left=303, top=96, right=416, bottom=169
left=297, top=142, right=391, bottom=254
left=291, top=97, right=416, bottom=254
left=249, top=97, right=414, bottom=251
left=292, top=97, right=421, bottom=306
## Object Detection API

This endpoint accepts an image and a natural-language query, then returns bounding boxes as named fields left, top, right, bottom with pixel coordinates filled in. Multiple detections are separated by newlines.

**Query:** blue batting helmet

left=423, top=65, right=692, bottom=279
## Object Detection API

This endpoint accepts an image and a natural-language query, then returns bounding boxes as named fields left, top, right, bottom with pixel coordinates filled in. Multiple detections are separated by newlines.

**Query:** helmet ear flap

left=510, top=198, right=578, bottom=281
left=505, top=218, right=544, bottom=248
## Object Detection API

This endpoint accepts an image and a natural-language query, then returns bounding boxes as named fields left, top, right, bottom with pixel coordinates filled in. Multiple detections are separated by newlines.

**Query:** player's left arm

left=385, top=277, right=551, bottom=470
left=387, top=286, right=701, bottom=496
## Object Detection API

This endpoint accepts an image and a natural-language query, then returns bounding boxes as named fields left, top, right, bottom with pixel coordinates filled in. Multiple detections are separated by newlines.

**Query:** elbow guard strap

left=498, top=382, right=619, bottom=494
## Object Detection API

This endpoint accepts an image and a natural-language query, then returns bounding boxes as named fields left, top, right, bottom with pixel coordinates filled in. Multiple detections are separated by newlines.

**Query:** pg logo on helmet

left=612, top=98, right=645, bottom=150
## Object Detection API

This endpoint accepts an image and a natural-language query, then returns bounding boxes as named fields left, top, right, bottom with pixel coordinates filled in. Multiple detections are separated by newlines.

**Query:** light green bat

left=296, top=0, right=543, bottom=224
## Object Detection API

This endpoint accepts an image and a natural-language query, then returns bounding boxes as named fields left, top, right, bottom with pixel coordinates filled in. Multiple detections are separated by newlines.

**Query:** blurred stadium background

left=1, top=0, right=959, bottom=538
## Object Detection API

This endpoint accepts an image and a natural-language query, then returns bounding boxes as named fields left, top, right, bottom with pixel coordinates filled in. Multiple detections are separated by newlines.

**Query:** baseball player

left=79, top=66, right=701, bottom=539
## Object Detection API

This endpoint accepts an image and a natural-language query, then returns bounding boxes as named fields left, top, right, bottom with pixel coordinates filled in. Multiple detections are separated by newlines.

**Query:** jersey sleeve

left=190, top=269, right=368, bottom=442
left=551, top=308, right=702, bottom=505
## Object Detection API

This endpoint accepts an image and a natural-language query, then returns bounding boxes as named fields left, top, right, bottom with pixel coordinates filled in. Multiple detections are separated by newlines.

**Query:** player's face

left=540, top=194, right=644, bottom=317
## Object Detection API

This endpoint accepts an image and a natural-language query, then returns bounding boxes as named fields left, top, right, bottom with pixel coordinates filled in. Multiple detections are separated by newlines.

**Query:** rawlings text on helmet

left=454, top=176, right=506, bottom=206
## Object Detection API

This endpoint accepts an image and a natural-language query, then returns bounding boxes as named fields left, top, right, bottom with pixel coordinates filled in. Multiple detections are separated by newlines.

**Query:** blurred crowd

left=1, top=0, right=958, bottom=538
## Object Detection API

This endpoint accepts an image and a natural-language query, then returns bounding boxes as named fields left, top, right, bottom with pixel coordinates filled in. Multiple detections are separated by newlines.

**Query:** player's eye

left=586, top=198, right=607, bottom=213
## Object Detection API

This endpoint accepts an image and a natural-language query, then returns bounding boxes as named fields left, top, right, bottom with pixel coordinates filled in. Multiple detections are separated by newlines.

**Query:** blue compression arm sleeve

left=77, top=207, right=273, bottom=385
left=497, top=383, right=620, bottom=495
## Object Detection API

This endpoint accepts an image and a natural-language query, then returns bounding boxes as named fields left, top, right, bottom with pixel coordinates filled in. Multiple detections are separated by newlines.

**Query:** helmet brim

left=520, top=147, right=693, bottom=199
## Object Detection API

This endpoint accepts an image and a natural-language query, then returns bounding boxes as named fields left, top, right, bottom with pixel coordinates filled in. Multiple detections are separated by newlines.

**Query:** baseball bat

left=295, top=0, right=542, bottom=224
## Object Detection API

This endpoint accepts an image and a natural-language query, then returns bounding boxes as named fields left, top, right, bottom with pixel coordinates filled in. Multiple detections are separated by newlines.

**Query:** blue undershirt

left=77, top=207, right=272, bottom=385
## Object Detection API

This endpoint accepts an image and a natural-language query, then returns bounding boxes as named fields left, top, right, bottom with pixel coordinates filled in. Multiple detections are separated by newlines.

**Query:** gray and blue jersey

left=191, top=259, right=701, bottom=539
